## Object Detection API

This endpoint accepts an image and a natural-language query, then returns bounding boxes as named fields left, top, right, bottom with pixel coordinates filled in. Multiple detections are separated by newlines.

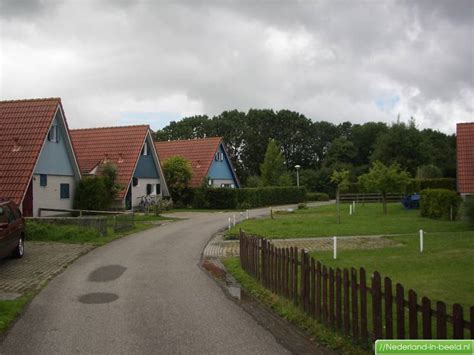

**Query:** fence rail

left=239, top=231, right=473, bottom=344
left=339, top=193, right=404, bottom=203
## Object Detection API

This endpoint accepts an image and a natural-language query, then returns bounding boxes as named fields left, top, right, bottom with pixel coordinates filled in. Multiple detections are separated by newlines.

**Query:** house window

left=40, top=174, right=47, bottom=187
left=215, top=152, right=224, bottom=161
left=141, top=143, right=148, bottom=156
left=221, top=183, right=232, bottom=188
left=60, top=184, right=70, bottom=199
left=156, top=184, right=161, bottom=195
left=146, top=184, right=153, bottom=195
left=132, top=177, right=138, bottom=187
left=48, top=125, right=59, bottom=143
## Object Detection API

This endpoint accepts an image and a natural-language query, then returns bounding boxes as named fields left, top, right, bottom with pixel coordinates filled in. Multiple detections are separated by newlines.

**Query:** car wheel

left=12, top=236, right=24, bottom=259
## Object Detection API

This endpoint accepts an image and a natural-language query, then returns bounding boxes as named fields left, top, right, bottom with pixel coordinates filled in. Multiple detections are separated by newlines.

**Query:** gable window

left=60, top=184, right=70, bottom=199
left=215, top=152, right=224, bottom=161
left=221, top=183, right=233, bottom=188
left=48, top=125, right=59, bottom=143
left=141, top=143, right=148, bottom=156
left=156, top=184, right=161, bottom=195
left=39, top=174, right=47, bottom=187
left=132, top=177, right=139, bottom=187
left=146, top=184, right=153, bottom=195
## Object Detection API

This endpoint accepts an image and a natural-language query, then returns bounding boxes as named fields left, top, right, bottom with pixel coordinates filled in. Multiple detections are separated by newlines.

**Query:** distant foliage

left=406, top=178, right=457, bottom=193
left=245, top=175, right=261, bottom=187
left=420, top=189, right=462, bottom=220
left=306, top=192, right=330, bottom=201
left=260, top=139, right=287, bottom=186
left=416, top=165, right=443, bottom=179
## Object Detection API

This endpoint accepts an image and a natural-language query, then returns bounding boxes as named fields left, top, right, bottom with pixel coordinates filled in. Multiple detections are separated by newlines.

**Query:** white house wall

left=131, top=177, right=162, bottom=207
left=32, top=175, right=76, bottom=217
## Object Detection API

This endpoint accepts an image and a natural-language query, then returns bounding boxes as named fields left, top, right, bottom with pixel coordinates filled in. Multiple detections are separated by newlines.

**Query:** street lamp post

left=295, top=165, right=301, bottom=187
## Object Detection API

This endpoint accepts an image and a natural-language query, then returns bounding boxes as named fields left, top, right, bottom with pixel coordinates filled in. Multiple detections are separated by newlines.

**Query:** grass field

left=227, top=202, right=471, bottom=239
left=311, top=232, right=474, bottom=309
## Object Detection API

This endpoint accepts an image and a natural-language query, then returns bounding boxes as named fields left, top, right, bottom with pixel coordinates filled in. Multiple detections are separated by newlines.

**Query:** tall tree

left=260, top=139, right=287, bottom=186
left=162, top=156, right=193, bottom=203
left=330, top=169, right=350, bottom=224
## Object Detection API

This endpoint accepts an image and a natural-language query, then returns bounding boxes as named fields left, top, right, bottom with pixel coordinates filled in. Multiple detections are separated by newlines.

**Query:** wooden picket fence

left=239, top=231, right=474, bottom=345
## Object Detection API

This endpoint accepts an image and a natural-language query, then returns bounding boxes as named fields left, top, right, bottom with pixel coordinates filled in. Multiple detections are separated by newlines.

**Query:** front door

left=22, top=181, right=33, bottom=217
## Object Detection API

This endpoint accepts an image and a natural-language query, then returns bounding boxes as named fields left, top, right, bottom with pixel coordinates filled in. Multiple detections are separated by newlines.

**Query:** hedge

left=465, top=196, right=474, bottom=228
left=407, top=178, right=456, bottom=193
left=306, top=192, right=330, bottom=202
left=420, top=189, right=462, bottom=220
left=192, top=187, right=307, bottom=209
left=345, top=178, right=456, bottom=194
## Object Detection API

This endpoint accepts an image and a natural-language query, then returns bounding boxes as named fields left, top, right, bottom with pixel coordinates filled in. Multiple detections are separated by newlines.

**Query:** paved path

left=204, top=233, right=398, bottom=258
left=0, top=208, right=298, bottom=354
left=0, top=242, right=93, bottom=298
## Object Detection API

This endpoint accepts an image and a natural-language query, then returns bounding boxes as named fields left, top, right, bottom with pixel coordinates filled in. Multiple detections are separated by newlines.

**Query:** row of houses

left=0, top=98, right=240, bottom=217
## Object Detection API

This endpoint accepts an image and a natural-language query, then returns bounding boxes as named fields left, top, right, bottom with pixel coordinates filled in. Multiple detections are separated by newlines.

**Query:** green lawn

left=311, top=232, right=474, bottom=309
left=227, top=203, right=471, bottom=239
left=0, top=293, right=34, bottom=333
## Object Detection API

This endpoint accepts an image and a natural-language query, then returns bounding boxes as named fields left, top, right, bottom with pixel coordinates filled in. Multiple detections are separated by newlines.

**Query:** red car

left=0, top=199, right=25, bottom=259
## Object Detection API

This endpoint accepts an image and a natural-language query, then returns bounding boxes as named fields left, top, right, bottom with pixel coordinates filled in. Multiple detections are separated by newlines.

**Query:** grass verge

left=226, top=202, right=471, bottom=239
left=222, top=257, right=370, bottom=355
left=0, top=293, right=34, bottom=334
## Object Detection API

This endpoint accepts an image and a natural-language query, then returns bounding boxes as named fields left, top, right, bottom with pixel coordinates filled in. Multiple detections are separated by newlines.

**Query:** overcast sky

left=0, top=0, right=472, bottom=133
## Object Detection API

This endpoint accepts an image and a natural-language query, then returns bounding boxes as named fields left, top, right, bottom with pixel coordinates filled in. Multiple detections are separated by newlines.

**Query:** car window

left=10, top=203, right=22, bottom=219
left=0, top=206, right=7, bottom=224
left=3, top=205, right=16, bottom=223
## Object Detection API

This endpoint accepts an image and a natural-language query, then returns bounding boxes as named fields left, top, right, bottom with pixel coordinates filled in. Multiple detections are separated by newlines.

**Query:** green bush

left=407, top=178, right=456, bottom=193
left=465, top=196, right=474, bottom=228
left=192, top=187, right=306, bottom=209
left=420, top=189, right=462, bottom=220
left=74, top=176, right=110, bottom=210
left=305, top=192, right=330, bottom=201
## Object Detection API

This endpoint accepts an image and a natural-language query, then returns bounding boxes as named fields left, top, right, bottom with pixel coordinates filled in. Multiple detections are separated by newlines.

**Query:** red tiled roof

left=155, top=137, right=223, bottom=187
left=70, top=125, right=149, bottom=200
left=457, top=122, right=474, bottom=193
left=0, top=98, right=61, bottom=205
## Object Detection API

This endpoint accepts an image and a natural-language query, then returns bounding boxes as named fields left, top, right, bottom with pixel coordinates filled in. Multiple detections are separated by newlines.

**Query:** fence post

left=422, top=297, right=432, bottom=339
left=471, top=306, right=474, bottom=339
left=420, top=229, right=424, bottom=253
left=360, top=268, right=368, bottom=343
left=333, top=236, right=337, bottom=259
left=293, top=247, right=298, bottom=305
left=233, top=215, right=236, bottom=227
left=372, top=271, right=383, bottom=340
left=246, top=209, right=249, bottom=220
left=453, top=304, right=464, bottom=339
left=396, top=284, right=405, bottom=339
left=343, top=268, right=350, bottom=335
left=336, top=268, right=342, bottom=330
left=329, top=268, right=335, bottom=328
left=408, top=290, right=418, bottom=339
left=384, top=277, right=394, bottom=339
left=351, top=268, right=359, bottom=339
left=436, top=301, right=447, bottom=339
left=316, top=261, right=322, bottom=321
left=228, top=217, right=231, bottom=230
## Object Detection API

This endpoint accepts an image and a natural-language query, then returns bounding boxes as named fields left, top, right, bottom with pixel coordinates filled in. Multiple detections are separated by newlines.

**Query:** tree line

left=154, top=109, right=456, bottom=194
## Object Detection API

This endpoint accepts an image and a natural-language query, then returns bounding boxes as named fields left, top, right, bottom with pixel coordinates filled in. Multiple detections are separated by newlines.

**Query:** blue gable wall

left=34, top=113, right=74, bottom=176
left=208, top=144, right=237, bottom=183
left=134, top=140, right=159, bottom=178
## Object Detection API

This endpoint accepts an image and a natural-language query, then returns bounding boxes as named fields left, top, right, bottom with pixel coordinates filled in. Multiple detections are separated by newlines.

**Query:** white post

left=419, top=229, right=424, bottom=253
left=233, top=215, right=236, bottom=227
left=228, top=217, right=231, bottom=230
left=246, top=210, right=249, bottom=220
left=333, top=236, right=337, bottom=259
left=353, top=201, right=356, bottom=213
left=349, top=204, right=353, bottom=215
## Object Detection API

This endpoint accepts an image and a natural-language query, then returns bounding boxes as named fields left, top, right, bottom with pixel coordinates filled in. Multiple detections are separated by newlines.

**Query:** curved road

left=1, top=209, right=293, bottom=354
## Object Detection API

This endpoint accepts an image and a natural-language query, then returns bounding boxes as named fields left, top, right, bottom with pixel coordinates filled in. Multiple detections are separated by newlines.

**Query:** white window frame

left=48, top=125, right=58, bottom=143
left=142, top=143, right=148, bottom=156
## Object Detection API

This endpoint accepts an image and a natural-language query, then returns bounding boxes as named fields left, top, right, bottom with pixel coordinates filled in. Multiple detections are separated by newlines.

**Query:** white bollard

left=246, top=210, right=249, bottom=220
left=228, top=217, right=231, bottom=230
left=353, top=201, right=356, bottom=213
left=349, top=204, right=353, bottom=215
left=419, top=229, right=424, bottom=253
left=333, top=236, right=337, bottom=259
left=233, top=215, right=236, bottom=227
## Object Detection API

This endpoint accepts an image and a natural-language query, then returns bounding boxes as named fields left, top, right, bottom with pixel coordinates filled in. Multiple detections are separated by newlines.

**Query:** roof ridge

left=457, top=122, right=474, bottom=126
left=71, top=124, right=150, bottom=132
left=155, top=136, right=222, bottom=143
left=0, top=97, right=61, bottom=104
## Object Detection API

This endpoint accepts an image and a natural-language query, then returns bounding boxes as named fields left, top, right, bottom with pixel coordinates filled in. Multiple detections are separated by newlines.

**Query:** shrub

left=420, top=189, right=462, bottom=220
left=465, top=196, right=474, bottom=227
left=306, top=192, right=330, bottom=201
left=297, top=203, right=307, bottom=210
left=26, top=221, right=100, bottom=243
left=416, top=165, right=442, bottom=179
left=74, top=176, right=110, bottom=210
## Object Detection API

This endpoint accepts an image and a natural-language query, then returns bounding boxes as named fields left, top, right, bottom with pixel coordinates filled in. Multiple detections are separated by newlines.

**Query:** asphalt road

left=1, top=209, right=292, bottom=354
